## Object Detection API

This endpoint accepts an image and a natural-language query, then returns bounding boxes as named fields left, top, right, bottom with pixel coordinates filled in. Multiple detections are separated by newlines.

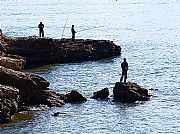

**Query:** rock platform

left=113, top=82, right=151, bottom=102
left=1, top=36, right=121, bottom=68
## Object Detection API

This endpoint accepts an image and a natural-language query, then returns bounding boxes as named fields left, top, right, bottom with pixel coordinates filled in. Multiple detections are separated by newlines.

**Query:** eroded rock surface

left=91, top=88, right=109, bottom=99
left=65, top=90, right=87, bottom=103
left=113, top=82, right=151, bottom=102
left=2, top=37, right=121, bottom=68
left=0, top=52, right=26, bottom=71
left=0, top=84, right=20, bottom=123
left=0, top=66, right=65, bottom=107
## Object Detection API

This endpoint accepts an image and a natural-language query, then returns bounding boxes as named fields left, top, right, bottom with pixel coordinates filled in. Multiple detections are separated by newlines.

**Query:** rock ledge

left=113, top=82, right=151, bottom=102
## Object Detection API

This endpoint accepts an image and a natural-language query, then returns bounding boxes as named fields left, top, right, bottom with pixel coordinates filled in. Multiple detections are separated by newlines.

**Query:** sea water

left=0, top=0, right=180, bottom=133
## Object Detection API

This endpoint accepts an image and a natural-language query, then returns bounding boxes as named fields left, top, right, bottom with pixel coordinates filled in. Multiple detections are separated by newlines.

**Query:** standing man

left=38, top=22, right=44, bottom=37
left=71, top=25, right=76, bottom=41
left=120, top=58, right=128, bottom=83
left=0, top=29, right=2, bottom=36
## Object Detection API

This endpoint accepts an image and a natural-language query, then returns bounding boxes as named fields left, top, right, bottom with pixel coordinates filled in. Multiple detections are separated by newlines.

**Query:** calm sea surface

left=1, top=0, right=180, bottom=133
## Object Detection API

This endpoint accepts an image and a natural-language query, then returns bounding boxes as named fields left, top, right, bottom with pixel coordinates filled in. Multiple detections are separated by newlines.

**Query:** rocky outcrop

left=0, top=35, right=121, bottom=123
left=41, top=90, right=66, bottom=107
left=65, top=90, right=87, bottom=103
left=0, top=37, right=26, bottom=71
left=2, top=36, right=121, bottom=68
left=0, top=84, right=20, bottom=123
left=91, top=88, right=109, bottom=99
left=0, top=52, right=26, bottom=71
left=113, top=82, right=151, bottom=102
left=0, top=66, right=67, bottom=123
left=0, top=66, right=48, bottom=105
left=0, top=66, right=65, bottom=107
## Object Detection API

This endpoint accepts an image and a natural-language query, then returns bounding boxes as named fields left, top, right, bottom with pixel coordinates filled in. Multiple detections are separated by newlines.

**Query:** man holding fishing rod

left=71, top=25, right=76, bottom=41
left=38, top=22, right=44, bottom=37
left=70, top=25, right=104, bottom=41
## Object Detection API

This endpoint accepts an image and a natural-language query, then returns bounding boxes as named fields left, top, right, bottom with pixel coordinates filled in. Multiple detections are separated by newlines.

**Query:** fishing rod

left=61, top=0, right=71, bottom=39
left=61, top=13, right=70, bottom=39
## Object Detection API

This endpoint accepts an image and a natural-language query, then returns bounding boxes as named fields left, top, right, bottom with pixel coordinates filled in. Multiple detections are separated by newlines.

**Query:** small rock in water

left=149, top=88, right=158, bottom=91
left=65, top=90, right=87, bottom=103
left=113, top=82, right=151, bottom=102
left=53, top=112, right=60, bottom=117
left=91, top=88, right=109, bottom=99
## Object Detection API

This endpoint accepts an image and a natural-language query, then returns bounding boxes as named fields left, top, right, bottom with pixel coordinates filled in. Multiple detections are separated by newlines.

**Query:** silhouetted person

left=71, top=25, right=76, bottom=41
left=0, top=29, right=2, bottom=36
left=120, top=58, right=128, bottom=83
left=38, top=22, right=44, bottom=37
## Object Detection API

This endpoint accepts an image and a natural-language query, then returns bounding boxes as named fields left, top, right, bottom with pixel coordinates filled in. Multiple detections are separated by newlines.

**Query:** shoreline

left=0, top=35, right=150, bottom=124
left=0, top=35, right=121, bottom=123
left=1, top=35, right=121, bottom=69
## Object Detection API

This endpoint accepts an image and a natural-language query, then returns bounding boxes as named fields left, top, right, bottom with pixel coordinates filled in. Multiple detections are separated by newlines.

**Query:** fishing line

left=77, top=26, right=105, bottom=33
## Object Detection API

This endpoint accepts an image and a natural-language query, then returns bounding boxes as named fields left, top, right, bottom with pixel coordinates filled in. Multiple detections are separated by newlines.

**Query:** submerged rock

left=2, top=36, right=121, bottom=68
left=65, top=90, right=87, bottom=103
left=91, top=88, right=109, bottom=99
left=113, top=82, right=151, bottom=102
left=0, top=84, right=20, bottom=123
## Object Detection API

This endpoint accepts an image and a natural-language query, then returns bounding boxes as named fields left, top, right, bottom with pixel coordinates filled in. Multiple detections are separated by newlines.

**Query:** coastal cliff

left=0, top=66, right=88, bottom=123
left=1, top=36, right=121, bottom=68
left=0, top=35, right=151, bottom=124
left=0, top=66, right=66, bottom=123
left=0, top=35, right=120, bottom=123
left=0, top=35, right=152, bottom=124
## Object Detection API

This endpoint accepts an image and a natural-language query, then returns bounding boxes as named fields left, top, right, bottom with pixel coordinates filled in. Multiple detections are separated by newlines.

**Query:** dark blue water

left=1, top=0, right=180, bottom=133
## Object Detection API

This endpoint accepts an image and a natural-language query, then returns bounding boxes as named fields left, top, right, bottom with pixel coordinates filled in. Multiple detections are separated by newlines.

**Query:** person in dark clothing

left=38, top=22, right=44, bottom=37
left=71, top=25, right=76, bottom=41
left=120, top=58, right=128, bottom=83
left=0, top=29, right=2, bottom=36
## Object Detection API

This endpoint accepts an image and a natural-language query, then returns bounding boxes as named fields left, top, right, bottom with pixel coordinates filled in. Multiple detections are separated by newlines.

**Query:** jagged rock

left=65, top=90, right=87, bottom=103
left=113, top=82, right=151, bottom=102
left=0, top=66, right=67, bottom=123
left=0, top=36, right=121, bottom=123
left=0, top=44, right=5, bottom=52
left=2, top=36, right=121, bottom=68
left=0, top=84, right=20, bottom=123
left=0, top=66, right=50, bottom=105
left=91, top=88, right=109, bottom=99
left=0, top=52, right=26, bottom=71
left=0, top=66, right=66, bottom=108
left=41, top=90, right=66, bottom=107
